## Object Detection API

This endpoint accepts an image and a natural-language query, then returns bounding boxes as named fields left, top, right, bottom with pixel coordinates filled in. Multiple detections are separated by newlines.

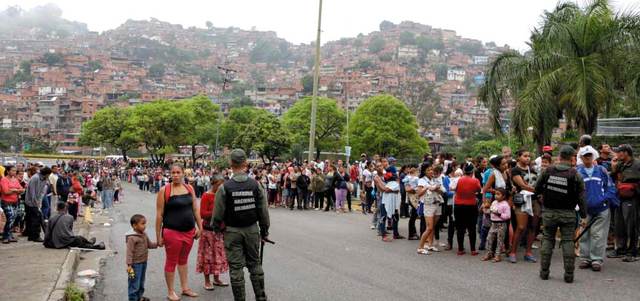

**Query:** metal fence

left=596, top=118, right=640, bottom=137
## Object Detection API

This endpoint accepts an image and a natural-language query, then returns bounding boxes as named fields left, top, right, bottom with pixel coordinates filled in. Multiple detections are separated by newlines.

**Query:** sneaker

left=428, top=246, right=440, bottom=252
left=508, top=255, right=517, bottom=263
left=622, top=255, right=638, bottom=262
left=524, top=255, right=537, bottom=263
left=408, top=235, right=419, bottom=240
left=417, top=248, right=431, bottom=255
left=394, top=235, right=406, bottom=240
left=370, top=225, right=376, bottom=230
left=578, top=261, right=591, bottom=269
left=591, top=262, right=602, bottom=272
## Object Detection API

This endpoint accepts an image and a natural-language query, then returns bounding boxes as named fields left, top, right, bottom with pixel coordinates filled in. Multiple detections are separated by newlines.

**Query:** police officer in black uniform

left=535, top=146, right=587, bottom=283
left=212, top=149, right=270, bottom=300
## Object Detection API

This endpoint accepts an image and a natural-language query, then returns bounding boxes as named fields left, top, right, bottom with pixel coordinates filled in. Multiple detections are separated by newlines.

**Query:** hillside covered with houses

left=0, top=5, right=513, bottom=154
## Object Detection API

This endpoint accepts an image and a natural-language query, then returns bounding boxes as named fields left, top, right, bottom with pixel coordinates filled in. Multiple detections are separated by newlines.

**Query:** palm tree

left=481, top=0, right=640, bottom=151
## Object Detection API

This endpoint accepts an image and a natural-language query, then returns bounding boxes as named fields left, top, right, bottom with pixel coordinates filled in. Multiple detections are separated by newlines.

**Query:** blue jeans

left=1, top=202, right=17, bottom=240
left=128, top=262, right=147, bottom=301
left=41, top=195, right=51, bottom=219
left=102, top=189, right=114, bottom=209
left=378, top=204, right=399, bottom=237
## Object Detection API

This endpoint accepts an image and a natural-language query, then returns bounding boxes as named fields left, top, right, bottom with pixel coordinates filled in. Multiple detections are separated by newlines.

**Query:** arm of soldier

left=212, top=185, right=226, bottom=233
left=257, top=184, right=270, bottom=238
left=575, top=173, right=587, bottom=219
left=534, top=170, right=548, bottom=196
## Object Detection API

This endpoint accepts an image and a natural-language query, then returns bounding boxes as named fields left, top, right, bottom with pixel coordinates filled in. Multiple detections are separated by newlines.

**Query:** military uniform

left=212, top=149, right=270, bottom=301
left=535, top=148, right=587, bottom=283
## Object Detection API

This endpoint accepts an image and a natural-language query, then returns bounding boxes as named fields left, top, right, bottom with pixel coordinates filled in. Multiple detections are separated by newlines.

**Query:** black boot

left=564, top=273, right=574, bottom=283
left=250, top=275, right=267, bottom=301
left=231, top=284, right=246, bottom=301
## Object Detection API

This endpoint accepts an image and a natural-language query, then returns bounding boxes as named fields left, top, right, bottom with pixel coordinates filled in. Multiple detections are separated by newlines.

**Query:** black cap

left=614, top=144, right=633, bottom=156
left=559, top=145, right=576, bottom=159
left=230, top=149, right=247, bottom=165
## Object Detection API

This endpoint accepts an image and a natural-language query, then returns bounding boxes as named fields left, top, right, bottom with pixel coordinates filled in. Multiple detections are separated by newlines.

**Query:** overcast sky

left=5, top=0, right=640, bottom=50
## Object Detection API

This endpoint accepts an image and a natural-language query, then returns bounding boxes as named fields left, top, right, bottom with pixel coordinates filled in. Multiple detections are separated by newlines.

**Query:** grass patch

left=64, top=284, right=85, bottom=301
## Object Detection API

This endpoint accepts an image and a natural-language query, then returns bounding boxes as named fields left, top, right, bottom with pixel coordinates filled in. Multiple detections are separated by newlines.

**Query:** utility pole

left=308, top=0, right=323, bottom=162
left=214, top=65, right=237, bottom=158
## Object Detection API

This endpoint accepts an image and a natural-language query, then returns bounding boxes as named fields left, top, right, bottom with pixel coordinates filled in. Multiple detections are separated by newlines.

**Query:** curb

left=47, top=222, right=90, bottom=301
left=47, top=249, right=80, bottom=301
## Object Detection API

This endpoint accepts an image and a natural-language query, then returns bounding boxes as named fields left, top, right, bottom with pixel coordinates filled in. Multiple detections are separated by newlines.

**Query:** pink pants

left=163, top=228, right=195, bottom=272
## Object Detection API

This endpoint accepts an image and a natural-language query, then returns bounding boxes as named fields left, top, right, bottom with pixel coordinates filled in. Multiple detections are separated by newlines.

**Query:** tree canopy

left=350, top=94, right=429, bottom=158
left=78, top=106, right=138, bottom=161
left=282, top=97, right=345, bottom=160
left=480, top=0, right=640, bottom=151
left=232, top=109, right=290, bottom=163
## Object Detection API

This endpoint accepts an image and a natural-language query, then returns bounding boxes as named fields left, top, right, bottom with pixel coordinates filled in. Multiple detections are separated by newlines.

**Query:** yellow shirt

left=0, top=165, right=5, bottom=179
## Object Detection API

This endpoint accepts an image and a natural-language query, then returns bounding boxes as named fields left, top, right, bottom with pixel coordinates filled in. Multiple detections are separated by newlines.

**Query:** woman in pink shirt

left=1, top=166, right=25, bottom=243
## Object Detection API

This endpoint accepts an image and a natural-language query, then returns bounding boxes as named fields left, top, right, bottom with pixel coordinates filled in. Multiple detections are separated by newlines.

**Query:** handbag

left=513, top=193, right=525, bottom=205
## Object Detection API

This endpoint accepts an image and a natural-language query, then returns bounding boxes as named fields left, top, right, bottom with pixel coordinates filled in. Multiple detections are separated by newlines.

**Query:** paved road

left=95, top=183, right=639, bottom=301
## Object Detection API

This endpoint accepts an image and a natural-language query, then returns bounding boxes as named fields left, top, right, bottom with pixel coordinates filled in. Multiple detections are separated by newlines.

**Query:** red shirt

left=0, top=176, right=22, bottom=204
left=454, top=176, right=481, bottom=206
left=200, top=191, right=215, bottom=219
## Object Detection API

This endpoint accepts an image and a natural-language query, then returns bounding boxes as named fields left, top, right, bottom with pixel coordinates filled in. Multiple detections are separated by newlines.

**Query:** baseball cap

left=559, top=145, right=576, bottom=159
left=230, top=149, right=247, bottom=165
left=578, top=145, right=598, bottom=158
left=387, top=156, right=397, bottom=163
left=614, top=144, right=633, bottom=156
left=542, top=145, right=553, bottom=153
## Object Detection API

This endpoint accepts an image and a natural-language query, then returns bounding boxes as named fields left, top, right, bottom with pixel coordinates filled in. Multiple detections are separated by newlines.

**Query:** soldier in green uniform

left=212, top=149, right=270, bottom=300
left=535, top=146, right=587, bottom=283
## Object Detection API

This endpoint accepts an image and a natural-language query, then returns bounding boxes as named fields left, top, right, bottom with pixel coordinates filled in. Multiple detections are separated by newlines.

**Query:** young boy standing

left=126, top=214, right=157, bottom=301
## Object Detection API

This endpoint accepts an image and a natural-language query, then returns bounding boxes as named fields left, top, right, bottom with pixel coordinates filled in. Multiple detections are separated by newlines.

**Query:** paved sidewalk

left=0, top=210, right=106, bottom=301
left=0, top=235, right=69, bottom=301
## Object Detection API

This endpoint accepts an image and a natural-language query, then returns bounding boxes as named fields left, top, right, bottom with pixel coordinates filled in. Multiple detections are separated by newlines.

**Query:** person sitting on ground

left=43, top=201, right=105, bottom=249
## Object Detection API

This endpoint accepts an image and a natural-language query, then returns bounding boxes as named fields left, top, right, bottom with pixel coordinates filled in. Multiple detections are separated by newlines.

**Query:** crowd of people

left=1, top=135, right=638, bottom=300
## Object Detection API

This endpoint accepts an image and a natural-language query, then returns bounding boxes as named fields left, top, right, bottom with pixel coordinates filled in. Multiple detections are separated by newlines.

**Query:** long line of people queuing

left=215, top=136, right=638, bottom=283
left=1, top=135, right=638, bottom=295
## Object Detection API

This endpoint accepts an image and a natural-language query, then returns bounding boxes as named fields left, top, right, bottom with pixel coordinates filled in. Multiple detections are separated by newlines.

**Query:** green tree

left=368, top=36, right=386, bottom=54
left=219, top=107, right=263, bottom=147
left=78, top=106, right=138, bottom=161
left=399, top=31, right=416, bottom=45
left=43, top=52, right=63, bottom=66
left=229, top=96, right=254, bottom=108
left=301, top=74, right=314, bottom=94
left=357, top=59, right=375, bottom=70
left=148, top=63, right=166, bottom=78
left=88, top=60, right=102, bottom=71
left=179, top=95, right=221, bottom=163
left=416, top=34, right=444, bottom=52
left=379, top=20, right=395, bottom=31
left=350, top=94, right=429, bottom=158
left=129, top=100, right=188, bottom=166
left=282, top=97, right=345, bottom=160
left=480, top=0, right=640, bottom=151
left=233, top=110, right=290, bottom=163
left=434, top=64, right=448, bottom=81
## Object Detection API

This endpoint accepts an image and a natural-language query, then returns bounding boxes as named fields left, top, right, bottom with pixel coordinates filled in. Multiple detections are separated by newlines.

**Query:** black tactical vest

left=223, top=178, right=260, bottom=227
left=542, top=166, right=578, bottom=210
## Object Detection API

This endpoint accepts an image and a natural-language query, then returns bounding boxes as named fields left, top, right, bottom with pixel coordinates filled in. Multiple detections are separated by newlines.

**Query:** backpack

left=164, top=183, right=195, bottom=202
